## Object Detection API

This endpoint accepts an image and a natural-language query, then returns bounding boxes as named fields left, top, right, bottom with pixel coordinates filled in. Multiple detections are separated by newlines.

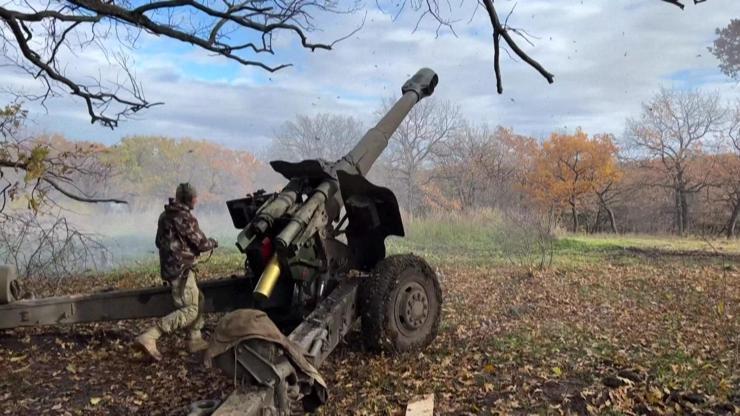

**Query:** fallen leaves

left=0, top=319, right=230, bottom=415
left=8, top=354, right=26, bottom=362
left=0, top=252, right=738, bottom=415
left=318, top=259, right=739, bottom=415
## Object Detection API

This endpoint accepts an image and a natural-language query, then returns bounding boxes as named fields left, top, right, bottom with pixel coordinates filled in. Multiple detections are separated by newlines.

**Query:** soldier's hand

left=209, top=238, right=219, bottom=249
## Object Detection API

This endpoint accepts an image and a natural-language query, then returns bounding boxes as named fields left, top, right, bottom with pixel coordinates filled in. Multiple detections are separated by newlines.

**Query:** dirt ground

left=1, top=251, right=739, bottom=415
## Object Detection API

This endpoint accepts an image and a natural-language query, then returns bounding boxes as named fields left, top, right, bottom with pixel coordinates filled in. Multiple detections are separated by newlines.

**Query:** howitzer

left=0, top=68, right=443, bottom=415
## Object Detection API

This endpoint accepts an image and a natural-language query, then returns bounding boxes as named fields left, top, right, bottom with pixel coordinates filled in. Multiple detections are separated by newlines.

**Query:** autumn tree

left=270, top=114, right=363, bottom=162
left=625, top=88, right=725, bottom=236
left=710, top=19, right=740, bottom=80
left=587, top=135, right=624, bottom=234
left=383, top=98, right=461, bottom=215
left=525, top=130, right=621, bottom=232
left=107, top=136, right=260, bottom=210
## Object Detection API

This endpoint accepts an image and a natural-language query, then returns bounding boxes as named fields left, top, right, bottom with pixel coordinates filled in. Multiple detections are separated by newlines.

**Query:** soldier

left=135, top=183, right=219, bottom=361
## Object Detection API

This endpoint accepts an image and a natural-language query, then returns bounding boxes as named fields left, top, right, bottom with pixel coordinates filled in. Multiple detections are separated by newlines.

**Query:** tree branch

left=0, top=7, right=158, bottom=128
left=481, top=0, right=554, bottom=94
left=42, top=175, right=126, bottom=204
left=660, top=0, right=685, bottom=9
left=0, top=157, right=126, bottom=205
left=0, top=0, right=359, bottom=127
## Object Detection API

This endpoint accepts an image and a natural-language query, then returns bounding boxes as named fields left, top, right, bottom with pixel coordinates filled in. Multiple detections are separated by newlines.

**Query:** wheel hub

left=395, top=281, right=429, bottom=333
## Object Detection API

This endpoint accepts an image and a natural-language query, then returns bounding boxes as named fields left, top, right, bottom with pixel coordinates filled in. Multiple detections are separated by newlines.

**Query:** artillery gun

left=0, top=68, right=443, bottom=415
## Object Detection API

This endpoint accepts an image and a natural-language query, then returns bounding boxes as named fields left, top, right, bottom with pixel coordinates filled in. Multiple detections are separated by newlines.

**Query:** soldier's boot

left=187, top=331, right=209, bottom=353
left=135, top=327, right=163, bottom=361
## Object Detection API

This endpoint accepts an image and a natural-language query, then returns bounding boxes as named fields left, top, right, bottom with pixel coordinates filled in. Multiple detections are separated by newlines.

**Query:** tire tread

left=359, top=254, right=442, bottom=352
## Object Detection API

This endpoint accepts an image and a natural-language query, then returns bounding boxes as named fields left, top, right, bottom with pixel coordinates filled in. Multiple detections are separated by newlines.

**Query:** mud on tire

left=360, top=254, right=442, bottom=353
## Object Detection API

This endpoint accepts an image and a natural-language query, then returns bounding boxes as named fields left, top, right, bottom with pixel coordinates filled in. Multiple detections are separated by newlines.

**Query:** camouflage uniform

left=135, top=193, right=217, bottom=360
left=155, top=198, right=217, bottom=335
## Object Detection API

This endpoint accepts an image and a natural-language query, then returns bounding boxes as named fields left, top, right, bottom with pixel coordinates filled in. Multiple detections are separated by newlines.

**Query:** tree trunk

left=727, top=199, right=740, bottom=239
left=675, top=187, right=684, bottom=236
left=596, top=190, right=618, bottom=234
left=606, top=206, right=618, bottom=234
left=592, top=207, right=602, bottom=234
left=570, top=200, right=578, bottom=233
left=405, top=171, right=414, bottom=217
left=680, top=190, right=690, bottom=234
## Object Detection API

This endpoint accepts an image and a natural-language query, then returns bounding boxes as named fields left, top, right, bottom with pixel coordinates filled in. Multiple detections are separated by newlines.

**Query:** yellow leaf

left=647, top=386, right=663, bottom=404
left=90, top=397, right=102, bottom=406
left=716, top=301, right=725, bottom=317
left=483, top=363, right=495, bottom=374
left=718, top=378, right=731, bottom=395
left=552, top=367, right=563, bottom=377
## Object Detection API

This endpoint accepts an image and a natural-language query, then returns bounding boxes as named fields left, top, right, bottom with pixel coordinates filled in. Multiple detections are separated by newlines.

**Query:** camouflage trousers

left=157, top=270, right=204, bottom=335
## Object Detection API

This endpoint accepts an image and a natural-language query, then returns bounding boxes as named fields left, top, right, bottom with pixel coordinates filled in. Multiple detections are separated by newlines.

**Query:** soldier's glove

left=209, top=238, right=219, bottom=249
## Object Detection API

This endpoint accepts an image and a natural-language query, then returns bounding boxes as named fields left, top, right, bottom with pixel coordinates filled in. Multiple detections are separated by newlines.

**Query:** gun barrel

left=344, top=68, right=438, bottom=175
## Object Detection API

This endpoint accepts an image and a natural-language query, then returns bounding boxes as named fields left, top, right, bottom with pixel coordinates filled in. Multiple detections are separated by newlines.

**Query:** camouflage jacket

left=155, top=199, right=217, bottom=281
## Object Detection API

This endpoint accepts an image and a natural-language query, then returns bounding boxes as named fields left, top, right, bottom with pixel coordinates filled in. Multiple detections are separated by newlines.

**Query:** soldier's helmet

left=175, top=183, right=197, bottom=208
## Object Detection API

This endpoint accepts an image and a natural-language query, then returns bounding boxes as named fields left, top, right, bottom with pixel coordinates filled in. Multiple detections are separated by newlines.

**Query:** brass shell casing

left=253, top=254, right=280, bottom=301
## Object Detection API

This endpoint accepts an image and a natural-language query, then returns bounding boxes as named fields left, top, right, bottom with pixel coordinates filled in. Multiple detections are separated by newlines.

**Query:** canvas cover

left=204, top=309, right=327, bottom=404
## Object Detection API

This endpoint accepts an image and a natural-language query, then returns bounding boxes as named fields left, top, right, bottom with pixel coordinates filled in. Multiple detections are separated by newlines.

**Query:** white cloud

left=1, top=0, right=739, bottom=152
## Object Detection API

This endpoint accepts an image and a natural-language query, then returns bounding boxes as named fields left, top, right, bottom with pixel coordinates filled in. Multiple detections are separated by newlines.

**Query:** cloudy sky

left=1, top=0, right=739, bottom=154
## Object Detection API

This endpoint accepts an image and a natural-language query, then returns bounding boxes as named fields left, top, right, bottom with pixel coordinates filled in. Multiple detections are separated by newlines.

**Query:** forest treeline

left=2, top=86, right=739, bottom=241
left=269, top=87, right=740, bottom=238
left=10, top=134, right=267, bottom=211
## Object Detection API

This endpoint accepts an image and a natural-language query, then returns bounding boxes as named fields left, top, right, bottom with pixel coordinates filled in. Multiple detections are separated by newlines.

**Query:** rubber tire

left=360, top=254, right=442, bottom=353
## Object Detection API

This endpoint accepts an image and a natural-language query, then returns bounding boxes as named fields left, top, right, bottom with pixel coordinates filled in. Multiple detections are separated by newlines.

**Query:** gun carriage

left=0, top=68, right=444, bottom=415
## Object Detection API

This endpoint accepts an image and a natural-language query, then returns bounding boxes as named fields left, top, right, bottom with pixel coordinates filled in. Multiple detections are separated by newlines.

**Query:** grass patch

left=91, top=210, right=740, bottom=276
left=106, top=227, right=736, bottom=279
left=565, top=234, right=740, bottom=254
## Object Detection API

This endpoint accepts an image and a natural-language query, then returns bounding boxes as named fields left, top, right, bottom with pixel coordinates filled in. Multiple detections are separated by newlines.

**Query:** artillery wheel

left=0, top=265, right=17, bottom=305
left=360, top=254, right=442, bottom=352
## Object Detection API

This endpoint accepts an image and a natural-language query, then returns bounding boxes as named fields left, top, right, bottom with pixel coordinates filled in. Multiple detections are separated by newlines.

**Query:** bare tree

left=383, top=98, right=461, bottom=215
left=496, top=205, right=556, bottom=270
left=434, top=124, right=519, bottom=210
left=717, top=101, right=740, bottom=237
left=269, top=113, right=363, bottom=162
left=0, top=0, right=712, bottom=125
left=625, top=88, right=725, bottom=236
left=0, top=213, right=107, bottom=282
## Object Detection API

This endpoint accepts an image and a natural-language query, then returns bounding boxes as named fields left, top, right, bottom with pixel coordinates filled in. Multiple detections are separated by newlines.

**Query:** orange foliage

left=106, top=136, right=261, bottom=208
left=525, top=130, right=622, bottom=211
left=419, top=182, right=462, bottom=212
